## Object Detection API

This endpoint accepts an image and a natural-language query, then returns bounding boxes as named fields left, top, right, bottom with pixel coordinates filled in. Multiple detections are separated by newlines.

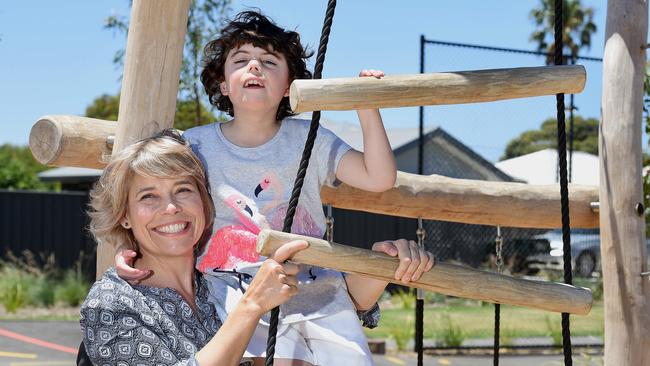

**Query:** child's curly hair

left=201, top=10, right=313, bottom=121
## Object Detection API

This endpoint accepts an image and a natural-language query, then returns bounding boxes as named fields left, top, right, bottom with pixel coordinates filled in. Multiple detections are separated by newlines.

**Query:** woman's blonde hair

left=88, top=129, right=214, bottom=251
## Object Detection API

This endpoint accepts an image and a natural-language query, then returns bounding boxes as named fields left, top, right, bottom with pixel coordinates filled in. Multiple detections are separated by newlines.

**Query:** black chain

left=265, top=1, right=337, bottom=364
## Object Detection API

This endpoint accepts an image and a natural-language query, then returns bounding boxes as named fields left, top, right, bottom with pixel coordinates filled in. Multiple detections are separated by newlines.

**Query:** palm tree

left=529, top=0, right=597, bottom=65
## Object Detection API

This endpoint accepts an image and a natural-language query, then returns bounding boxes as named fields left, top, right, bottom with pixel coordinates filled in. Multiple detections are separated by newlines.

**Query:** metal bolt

left=635, top=202, right=644, bottom=216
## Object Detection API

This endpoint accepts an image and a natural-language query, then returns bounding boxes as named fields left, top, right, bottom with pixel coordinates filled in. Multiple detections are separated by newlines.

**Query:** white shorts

left=244, top=310, right=374, bottom=366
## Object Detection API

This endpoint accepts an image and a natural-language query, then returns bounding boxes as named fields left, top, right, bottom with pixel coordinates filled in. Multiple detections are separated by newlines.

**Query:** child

left=117, top=10, right=434, bottom=366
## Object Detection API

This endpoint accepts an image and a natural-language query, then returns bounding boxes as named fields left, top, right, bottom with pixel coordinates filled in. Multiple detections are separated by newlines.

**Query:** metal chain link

left=416, top=217, right=426, bottom=300
left=325, top=204, right=334, bottom=242
left=495, top=225, right=503, bottom=273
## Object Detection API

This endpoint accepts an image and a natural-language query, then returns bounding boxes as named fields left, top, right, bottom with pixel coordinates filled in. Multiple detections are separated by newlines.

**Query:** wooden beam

left=322, top=172, right=599, bottom=229
left=28, top=119, right=600, bottom=229
left=290, top=65, right=586, bottom=113
left=96, top=0, right=191, bottom=278
left=600, top=0, right=650, bottom=364
left=29, top=115, right=116, bottom=169
left=257, top=229, right=593, bottom=315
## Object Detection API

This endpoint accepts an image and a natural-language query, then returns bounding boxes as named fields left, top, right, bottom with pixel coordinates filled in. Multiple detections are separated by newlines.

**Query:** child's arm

left=335, top=69, right=397, bottom=192
left=114, top=247, right=151, bottom=284
left=345, top=239, right=435, bottom=311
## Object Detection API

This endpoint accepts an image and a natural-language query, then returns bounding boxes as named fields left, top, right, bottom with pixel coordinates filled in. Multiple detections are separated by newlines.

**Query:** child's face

left=220, top=43, right=290, bottom=114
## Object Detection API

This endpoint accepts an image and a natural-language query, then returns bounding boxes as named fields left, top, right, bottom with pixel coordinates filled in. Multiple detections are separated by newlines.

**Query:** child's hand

left=115, top=248, right=151, bottom=284
left=359, top=69, right=385, bottom=78
left=371, top=239, right=435, bottom=284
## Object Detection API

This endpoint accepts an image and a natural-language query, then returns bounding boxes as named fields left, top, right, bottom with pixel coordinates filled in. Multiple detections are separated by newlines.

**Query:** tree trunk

left=600, top=1, right=650, bottom=365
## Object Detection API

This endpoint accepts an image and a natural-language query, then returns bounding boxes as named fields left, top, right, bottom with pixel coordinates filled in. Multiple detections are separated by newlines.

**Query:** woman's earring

left=122, top=221, right=131, bottom=229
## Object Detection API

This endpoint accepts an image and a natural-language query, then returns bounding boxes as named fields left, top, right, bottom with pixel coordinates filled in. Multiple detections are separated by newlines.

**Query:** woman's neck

left=222, top=109, right=281, bottom=147
left=135, top=254, right=197, bottom=306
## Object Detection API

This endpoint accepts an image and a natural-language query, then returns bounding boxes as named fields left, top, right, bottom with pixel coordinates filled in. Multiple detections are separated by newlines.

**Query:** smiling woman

left=79, top=129, right=306, bottom=366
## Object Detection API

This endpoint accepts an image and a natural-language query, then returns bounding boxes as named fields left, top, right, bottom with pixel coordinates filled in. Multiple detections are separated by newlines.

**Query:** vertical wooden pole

left=96, top=0, right=191, bottom=277
left=600, top=1, right=650, bottom=365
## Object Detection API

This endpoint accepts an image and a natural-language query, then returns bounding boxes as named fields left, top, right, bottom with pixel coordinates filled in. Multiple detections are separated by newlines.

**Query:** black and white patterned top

left=80, top=268, right=381, bottom=365
left=80, top=267, right=230, bottom=366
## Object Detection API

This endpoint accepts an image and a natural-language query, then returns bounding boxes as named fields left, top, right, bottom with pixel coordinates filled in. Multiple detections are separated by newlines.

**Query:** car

left=528, top=228, right=650, bottom=277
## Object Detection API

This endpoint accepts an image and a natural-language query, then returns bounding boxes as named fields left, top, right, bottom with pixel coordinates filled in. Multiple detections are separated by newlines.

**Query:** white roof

left=37, top=167, right=102, bottom=181
left=495, top=148, right=599, bottom=185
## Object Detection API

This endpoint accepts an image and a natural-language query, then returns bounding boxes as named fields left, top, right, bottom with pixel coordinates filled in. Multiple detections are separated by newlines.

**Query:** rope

left=415, top=218, right=426, bottom=366
left=265, top=1, right=337, bottom=364
left=493, top=226, right=503, bottom=366
left=553, top=1, right=574, bottom=365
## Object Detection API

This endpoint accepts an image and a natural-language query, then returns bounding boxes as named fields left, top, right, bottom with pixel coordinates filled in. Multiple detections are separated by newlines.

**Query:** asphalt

left=0, top=321, right=603, bottom=366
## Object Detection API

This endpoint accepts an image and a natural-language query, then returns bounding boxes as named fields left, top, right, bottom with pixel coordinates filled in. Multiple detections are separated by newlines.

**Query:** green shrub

left=30, top=276, right=56, bottom=307
left=55, top=266, right=89, bottom=307
left=391, top=315, right=414, bottom=350
left=440, top=313, right=465, bottom=347
left=0, top=267, right=30, bottom=313
left=393, top=288, right=415, bottom=310
left=545, top=315, right=563, bottom=346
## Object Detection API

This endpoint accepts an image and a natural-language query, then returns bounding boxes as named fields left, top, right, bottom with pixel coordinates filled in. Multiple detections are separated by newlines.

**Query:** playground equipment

left=28, top=1, right=648, bottom=365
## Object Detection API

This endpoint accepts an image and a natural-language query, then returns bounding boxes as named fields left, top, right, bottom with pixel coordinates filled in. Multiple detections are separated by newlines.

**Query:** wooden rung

left=290, top=65, right=586, bottom=113
left=257, top=229, right=593, bottom=315
left=28, top=116, right=599, bottom=229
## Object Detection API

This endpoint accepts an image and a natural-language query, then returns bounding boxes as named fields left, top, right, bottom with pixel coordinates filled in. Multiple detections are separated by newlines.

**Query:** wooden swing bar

left=290, top=65, right=586, bottom=112
left=257, top=229, right=593, bottom=315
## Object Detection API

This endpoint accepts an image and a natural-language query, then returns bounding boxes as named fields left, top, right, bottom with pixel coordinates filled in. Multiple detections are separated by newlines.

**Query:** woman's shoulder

left=81, top=268, right=142, bottom=314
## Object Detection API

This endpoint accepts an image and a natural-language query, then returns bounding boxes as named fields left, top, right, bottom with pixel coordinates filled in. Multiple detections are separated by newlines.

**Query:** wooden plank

left=257, top=229, right=593, bottom=315
left=600, top=0, right=650, bottom=364
left=290, top=65, right=586, bottom=113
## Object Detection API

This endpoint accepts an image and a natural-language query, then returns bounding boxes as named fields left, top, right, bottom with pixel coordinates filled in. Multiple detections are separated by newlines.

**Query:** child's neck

left=222, top=110, right=281, bottom=148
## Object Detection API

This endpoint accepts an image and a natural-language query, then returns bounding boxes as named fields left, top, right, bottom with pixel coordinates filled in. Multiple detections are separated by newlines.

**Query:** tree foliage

left=529, top=0, right=597, bottom=64
left=103, top=0, right=229, bottom=129
left=501, top=116, right=598, bottom=160
left=0, top=145, right=58, bottom=190
left=85, top=93, right=217, bottom=131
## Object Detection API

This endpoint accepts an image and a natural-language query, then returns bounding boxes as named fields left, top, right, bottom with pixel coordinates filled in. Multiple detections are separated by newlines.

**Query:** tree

left=85, top=93, right=217, bottom=131
left=104, top=0, right=230, bottom=128
left=501, top=116, right=598, bottom=160
left=529, top=0, right=597, bottom=65
left=0, top=145, right=58, bottom=190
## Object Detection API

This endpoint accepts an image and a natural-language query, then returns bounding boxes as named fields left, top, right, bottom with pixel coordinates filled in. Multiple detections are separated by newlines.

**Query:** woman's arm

left=194, top=240, right=305, bottom=366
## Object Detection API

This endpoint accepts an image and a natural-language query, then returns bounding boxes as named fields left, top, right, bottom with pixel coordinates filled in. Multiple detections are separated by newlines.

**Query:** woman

left=81, top=130, right=306, bottom=365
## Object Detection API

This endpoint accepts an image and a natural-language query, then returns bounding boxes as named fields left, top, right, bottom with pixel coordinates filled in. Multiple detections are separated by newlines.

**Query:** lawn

left=365, top=300, right=604, bottom=342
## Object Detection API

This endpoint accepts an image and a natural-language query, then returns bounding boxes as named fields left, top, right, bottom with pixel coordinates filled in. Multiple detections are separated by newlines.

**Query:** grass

left=366, top=300, right=604, bottom=340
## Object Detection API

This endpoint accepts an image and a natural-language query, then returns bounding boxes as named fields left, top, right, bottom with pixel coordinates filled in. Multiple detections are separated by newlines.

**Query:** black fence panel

left=0, top=190, right=97, bottom=277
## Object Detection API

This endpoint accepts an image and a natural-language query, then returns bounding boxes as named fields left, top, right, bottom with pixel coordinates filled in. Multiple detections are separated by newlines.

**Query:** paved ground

left=0, top=321, right=602, bottom=366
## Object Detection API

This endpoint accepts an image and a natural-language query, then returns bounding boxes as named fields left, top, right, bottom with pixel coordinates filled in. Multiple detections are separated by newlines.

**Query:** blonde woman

left=80, top=130, right=306, bottom=366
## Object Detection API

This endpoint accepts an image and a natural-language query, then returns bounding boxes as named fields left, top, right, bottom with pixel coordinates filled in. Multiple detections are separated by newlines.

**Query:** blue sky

left=0, top=1, right=638, bottom=162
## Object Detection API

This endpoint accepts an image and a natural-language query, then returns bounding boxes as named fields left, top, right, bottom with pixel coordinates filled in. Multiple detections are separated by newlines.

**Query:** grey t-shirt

left=184, top=118, right=356, bottom=323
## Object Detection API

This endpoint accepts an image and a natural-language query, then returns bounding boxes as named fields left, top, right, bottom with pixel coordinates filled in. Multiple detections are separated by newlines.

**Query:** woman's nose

left=162, top=199, right=181, bottom=214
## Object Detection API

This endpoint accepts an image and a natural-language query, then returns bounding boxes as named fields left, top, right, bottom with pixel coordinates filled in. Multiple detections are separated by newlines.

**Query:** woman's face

left=123, top=174, right=206, bottom=259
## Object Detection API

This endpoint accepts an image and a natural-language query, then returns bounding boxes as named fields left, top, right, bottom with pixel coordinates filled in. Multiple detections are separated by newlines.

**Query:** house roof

left=37, top=167, right=102, bottom=182
left=495, top=148, right=599, bottom=185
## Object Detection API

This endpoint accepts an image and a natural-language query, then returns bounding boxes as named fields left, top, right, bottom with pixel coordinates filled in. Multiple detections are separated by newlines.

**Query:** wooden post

left=257, top=229, right=593, bottom=315
left=600, top=1, right=650, bottom=365
left=96, top=0, right=191, bottom=277
left=290, top=65, right=586, bottom=113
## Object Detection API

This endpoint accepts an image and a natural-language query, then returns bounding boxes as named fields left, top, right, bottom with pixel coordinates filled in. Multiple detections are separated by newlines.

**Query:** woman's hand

left=114, top=248, right=151, bottom=284
left=372, top=239, right=435, bottom=284
left=240, top=240, right=308, bottom=316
